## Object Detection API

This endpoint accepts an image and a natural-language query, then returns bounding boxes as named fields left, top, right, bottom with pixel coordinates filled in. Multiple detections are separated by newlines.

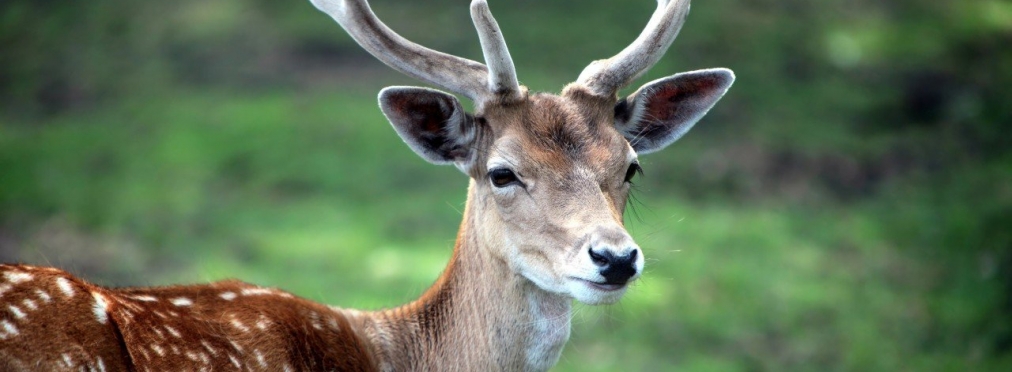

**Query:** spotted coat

left=0, top=264, right=376, bottom=372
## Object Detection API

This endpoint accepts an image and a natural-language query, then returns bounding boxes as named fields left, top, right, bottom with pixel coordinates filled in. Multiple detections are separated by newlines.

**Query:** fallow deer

left=0, top=0, right=734, bottom=370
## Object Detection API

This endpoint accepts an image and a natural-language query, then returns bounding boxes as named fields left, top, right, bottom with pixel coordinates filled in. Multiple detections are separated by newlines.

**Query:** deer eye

left=624, top=162, right=642, bottom=183
left=489, top=168, right=521, bottom=188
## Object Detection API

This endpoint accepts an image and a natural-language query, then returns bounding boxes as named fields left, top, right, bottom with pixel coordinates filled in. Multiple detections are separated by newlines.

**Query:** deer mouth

left=565, top=276, right=634, bottom=305
left=575, top=278, right=627, bottom=292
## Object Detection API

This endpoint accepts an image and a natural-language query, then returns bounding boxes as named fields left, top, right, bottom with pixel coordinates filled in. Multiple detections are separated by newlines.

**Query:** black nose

left=588, top=248, right=638, bottom=285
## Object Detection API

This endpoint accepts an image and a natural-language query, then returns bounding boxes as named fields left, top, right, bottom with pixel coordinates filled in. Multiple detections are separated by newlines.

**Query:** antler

left=310, top=0, right=521, bottom=102
left=471, top=0, right=519, bottom=96
left=576, top=0, right=691, bottom=97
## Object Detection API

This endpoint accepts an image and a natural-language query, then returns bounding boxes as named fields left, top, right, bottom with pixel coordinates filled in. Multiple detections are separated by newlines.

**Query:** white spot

left=151, top=344, right=164, bottom=356
left=8, top=305, right=25, bottom=319
left=229, top=354, right=241, bottom=368
left=165, top=325, right=181, bottom=338
left=256, top=314, right=271, bottom=330
left=198, top=352, right=209, bottom=364
left=186, top=351, right=200, bottom=361
left=170, top=345, right=180, bottom=355
left=91, top=292, right=109, bottom=324
left=309, top=311, right=323, bottom=330
left=170, top=297, right=192, bottom=307
left=229, top=340, right=244, bottom=352
left=255, top=349, right=267, bottom=368
left=284, top=364, right=294, bottom=372
left=0, top=284, right=12, bottom=297
left=219, top=291, right=237, bottom=301
left=96, top=357, right=106, bottom=372
left=35, top=289, right=51, bottom=303
left=153, top=328, right=165, bottom=339
left=240, top=288, right=273, bottom=296
left=122, top=301, right=142, bottom=312
left=22, top=298, right=37, bottom=311
left=168, top=310, right=179, bottom=317
left=140, top=348, right=150, bottom=360
left=62, top=353, right=73, bottom=367
left=130, top=295, right=158, bottom=302
left=154, top=311, right=167, bottom=319
left=230, top=318, right=250, bottom=333
left=200, top=340, right=218, bottom=355
left=3, top=271, right=33, bottom=284
left=0, top=320, right=19, bottom=338
left=56, top=277, right=75, bottom=297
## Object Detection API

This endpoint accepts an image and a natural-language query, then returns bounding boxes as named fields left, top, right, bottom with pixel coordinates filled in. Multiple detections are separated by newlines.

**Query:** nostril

left=611, top=250, right=636, bottom=267
left=588, top=248, right=610, bottom=267
left=598, top=249, right=638, bottom=285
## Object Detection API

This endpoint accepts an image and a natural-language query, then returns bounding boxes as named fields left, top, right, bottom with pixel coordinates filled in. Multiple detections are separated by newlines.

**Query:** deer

left=0, top=0, right=733, bottom=371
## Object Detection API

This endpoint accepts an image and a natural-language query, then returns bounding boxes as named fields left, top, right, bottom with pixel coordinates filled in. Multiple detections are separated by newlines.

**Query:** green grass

left=1, top=89, right=1008, bottom=371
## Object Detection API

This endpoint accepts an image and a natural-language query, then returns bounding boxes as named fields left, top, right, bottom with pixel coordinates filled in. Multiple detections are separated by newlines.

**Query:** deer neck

left=356, top=181, right=572, bottom=372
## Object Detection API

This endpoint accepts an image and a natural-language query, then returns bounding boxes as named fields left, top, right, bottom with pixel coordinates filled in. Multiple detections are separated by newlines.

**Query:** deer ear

left=379, top=86, right=478, bottom=166
left=614, top=68, right=734, bottom=154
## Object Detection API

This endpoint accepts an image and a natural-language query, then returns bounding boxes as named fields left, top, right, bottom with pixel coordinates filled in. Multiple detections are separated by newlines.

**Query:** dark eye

left=624, top=163, right=642, bottom=183
left=489, top=168, right=520, bottom=188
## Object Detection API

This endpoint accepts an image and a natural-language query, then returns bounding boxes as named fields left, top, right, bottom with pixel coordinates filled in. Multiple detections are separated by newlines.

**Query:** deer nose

left=588, top=247, right=639, bottom=285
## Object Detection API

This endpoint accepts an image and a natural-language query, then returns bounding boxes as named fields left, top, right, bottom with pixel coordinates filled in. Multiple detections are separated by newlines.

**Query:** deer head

left=312, top=0, right=734, bottom=305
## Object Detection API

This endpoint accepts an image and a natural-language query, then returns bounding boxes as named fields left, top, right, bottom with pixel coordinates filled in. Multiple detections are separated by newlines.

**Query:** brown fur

left=0, top=264, right=377, bottom=372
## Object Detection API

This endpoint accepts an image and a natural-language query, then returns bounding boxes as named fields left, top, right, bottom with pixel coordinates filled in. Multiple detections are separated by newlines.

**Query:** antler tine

left=576, top=0, right=691, bottom=97
left=310, top=0, right=491, bottom=102
left=471, top=0, right=521, bottom=99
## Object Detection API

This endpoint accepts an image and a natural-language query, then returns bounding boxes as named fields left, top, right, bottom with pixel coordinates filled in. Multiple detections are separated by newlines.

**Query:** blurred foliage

left=1, top=0, right=1011, bottom=370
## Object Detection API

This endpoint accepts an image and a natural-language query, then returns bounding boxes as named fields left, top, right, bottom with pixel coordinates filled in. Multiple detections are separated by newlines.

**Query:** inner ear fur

left=379, top=86, right=477, bottom=166
left=615, top=68, right=735, bottom=154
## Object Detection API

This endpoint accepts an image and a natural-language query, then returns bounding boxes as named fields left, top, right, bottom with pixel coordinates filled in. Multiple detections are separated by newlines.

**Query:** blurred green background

left=1, top=0, right=1010, bottom=370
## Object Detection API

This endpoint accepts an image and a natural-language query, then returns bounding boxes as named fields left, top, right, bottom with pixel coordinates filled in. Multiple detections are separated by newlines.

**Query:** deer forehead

left=480, top=93, right=632, bottom=176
